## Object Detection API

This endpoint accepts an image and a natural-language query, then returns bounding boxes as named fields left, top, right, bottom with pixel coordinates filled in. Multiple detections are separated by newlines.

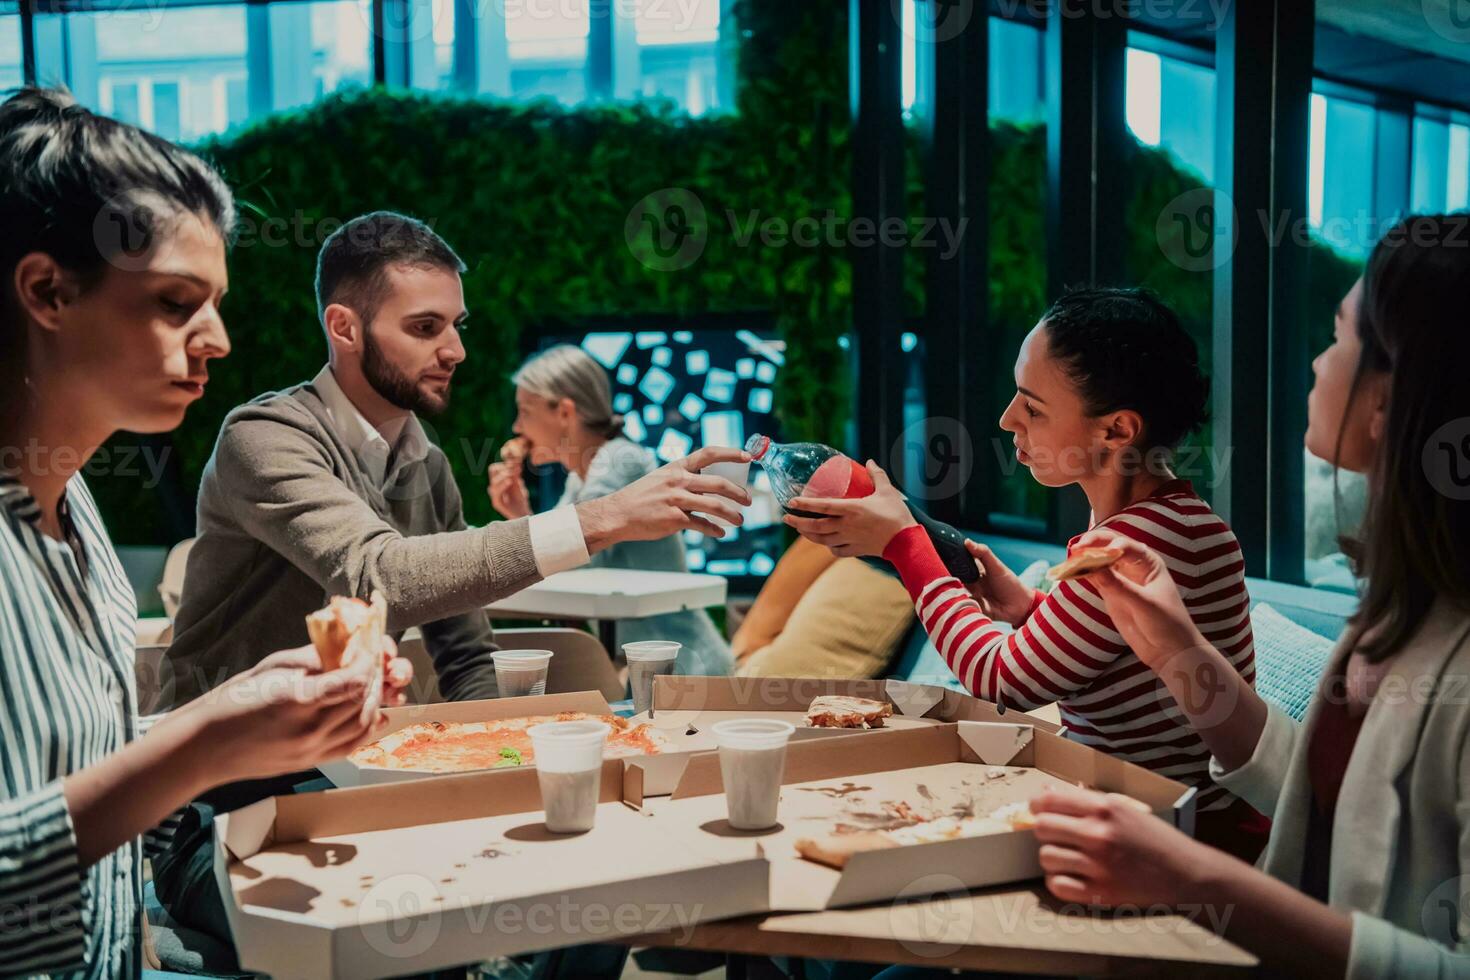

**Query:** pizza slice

left=1046, top=547, right=1124, bottom=583
left=804, top=695, right=894, bottom=729
left=306, top=591, right=389, bottom=718
left=796, top=803, right=1048, bottom=869
left=306, top=591, right=388, bottom=672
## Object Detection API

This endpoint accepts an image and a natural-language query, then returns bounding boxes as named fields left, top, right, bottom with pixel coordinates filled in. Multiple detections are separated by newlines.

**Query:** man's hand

left=577, top=446, right=752, bottom=552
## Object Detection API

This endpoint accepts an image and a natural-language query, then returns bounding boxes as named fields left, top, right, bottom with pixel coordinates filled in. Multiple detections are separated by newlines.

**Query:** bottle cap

left=744, top=433, right=770, bottom=460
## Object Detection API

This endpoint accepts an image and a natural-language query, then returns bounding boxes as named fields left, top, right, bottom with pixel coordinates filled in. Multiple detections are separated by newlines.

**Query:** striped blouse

left=0, top=470, right=143, bottom=979
left=883, top=481, right=1256, bottom=811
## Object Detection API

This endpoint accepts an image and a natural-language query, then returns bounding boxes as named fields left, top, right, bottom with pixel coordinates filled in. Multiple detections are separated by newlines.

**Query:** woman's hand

left=963, top=539, right=1036, bottom=625
left=192, top=642, right=412, bottom=785
left=782, top=462, right=916, bottom=558
left=1069, top=528, right=1205, bottom=669
left=1030, top=784, right=1212, bottom=909
left=488, top=460, right=532, bottom=519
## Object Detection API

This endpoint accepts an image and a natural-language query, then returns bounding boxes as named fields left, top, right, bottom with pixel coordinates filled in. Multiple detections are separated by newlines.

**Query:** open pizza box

left=215, top=759, right=770, bottom=980
left=317, top=690, right=623, bottom=789
left=627, top=720, right=1195, bottom=912
left=618, top=676, right=1063, bottom=792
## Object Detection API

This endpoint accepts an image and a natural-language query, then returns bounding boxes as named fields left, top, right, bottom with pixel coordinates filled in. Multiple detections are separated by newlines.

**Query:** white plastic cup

left=712, top=719, right=795, bottom=830
left=623, top=640, right=681, bottom=716
left=697, top=457, right=751, bottom=529
left=492, top=649, right=553, bottom=699
left=528, top=720, right=610, bottom=833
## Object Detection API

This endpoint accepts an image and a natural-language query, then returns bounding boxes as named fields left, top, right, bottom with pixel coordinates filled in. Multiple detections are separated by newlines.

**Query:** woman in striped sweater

left=786, top=288, right=1260, bottom=858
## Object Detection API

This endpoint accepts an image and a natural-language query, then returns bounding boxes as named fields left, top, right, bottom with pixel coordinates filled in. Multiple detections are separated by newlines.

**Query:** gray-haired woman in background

left=490, top=344, right=734, bottom=675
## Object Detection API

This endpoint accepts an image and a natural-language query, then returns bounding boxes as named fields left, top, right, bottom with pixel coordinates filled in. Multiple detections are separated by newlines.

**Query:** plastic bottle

left=744, top=434, right=980, bottom=584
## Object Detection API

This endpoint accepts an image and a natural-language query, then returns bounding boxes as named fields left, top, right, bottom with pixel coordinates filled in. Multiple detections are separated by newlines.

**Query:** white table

left=485, top=567, right=728, bottom=655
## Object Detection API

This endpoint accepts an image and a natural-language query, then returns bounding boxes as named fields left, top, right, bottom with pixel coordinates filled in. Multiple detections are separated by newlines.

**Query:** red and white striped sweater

left=882, top=481, right=1255, bottom=811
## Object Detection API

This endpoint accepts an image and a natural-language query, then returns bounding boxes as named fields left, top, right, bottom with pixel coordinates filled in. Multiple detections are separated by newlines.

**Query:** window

left=44, top=6, right=249, bottom=141
left=632, top=0, right=722, bottom=115
left=1, top=12, right=21, bottom=89
left=1307, top=92, right=1381, bottom=257
left=35, top=1, right=371, bottom=139
left=901, top=9, right=1043, bottom=125
left=1126, top=44, right=1215, bottom=182
left=1412, top=112, right=1470, bottom=214
left=505, top=0, right=589, bottom=103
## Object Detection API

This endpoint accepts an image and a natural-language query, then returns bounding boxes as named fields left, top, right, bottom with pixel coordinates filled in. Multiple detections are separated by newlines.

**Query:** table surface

left=484, top=567, right=728, bottom=621
left=622, top=881, right=1257, bottom=977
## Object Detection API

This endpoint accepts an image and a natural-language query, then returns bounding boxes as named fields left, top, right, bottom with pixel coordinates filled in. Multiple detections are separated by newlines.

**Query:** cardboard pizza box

left=619, top=676, right=1065, bottom=783
left=627, top=720, right=1195, bottom=912
left=215, top=760, right=769, bottom=980
left=317, top=690, right=620, bottom=789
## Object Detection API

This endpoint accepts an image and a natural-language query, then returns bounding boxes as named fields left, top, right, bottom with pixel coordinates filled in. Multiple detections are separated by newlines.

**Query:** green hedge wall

left=88, top=3, right=1362, bottom=546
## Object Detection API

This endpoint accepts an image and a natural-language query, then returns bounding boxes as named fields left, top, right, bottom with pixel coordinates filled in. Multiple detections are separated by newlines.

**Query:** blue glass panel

left=749, top=552, right=775, bottom=576
left=642, top=404, right=664, bottom=425
left=584, top=332, right=633, bottom=368
left=755, top=362, right=777, bottom=384
left=617, top=363, right=638, bottom=385
left=703, top=368, right=737, bottom=403
left=747, top=388, right=773, bottom=413
left=635, top=331, right=668, bottom=349
left=613, top=392, right=634, bottom=413
left=700, top=411, right=743, bottom=449
left=622, top=412, right=647, bottom=444
left=686, top=350, right=710, bottom=375
left=678, top=393, right=706, bottom=420
left=639, top=365, right=676, bottom=404
left=656, top=428, right=693, bottom=462
left=736, top=357, right=755, bottom=379
left=673, top=330, right=694, bottom=343
left=652, top=346, right=673, bottom=367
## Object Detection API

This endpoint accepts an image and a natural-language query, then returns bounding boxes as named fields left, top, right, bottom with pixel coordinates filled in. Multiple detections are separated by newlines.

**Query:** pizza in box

left=349, top=711, right=670, bottom=774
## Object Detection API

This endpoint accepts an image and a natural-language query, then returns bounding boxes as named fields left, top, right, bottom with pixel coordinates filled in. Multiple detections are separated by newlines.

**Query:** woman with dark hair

left=786, top=288, right=1261, bottom=858
left=0, top=88, right=412, bottom=979
left=1023, top=215, right=1470, bottom=976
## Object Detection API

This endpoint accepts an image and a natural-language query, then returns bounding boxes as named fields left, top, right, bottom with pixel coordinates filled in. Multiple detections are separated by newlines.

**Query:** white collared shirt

left=311, top=365, right=588, bottom=576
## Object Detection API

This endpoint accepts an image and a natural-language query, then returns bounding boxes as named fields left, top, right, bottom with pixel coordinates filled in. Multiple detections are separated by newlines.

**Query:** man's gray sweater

left=164, top=380, right=543, bottom=707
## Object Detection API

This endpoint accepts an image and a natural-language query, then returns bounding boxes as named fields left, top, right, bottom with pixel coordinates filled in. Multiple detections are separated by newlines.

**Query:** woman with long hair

left=0, top=88, right=411, bottom=978
left=1023, top=215, right=1470, bottom=976
left=785, top=288, right=1263, bottom=859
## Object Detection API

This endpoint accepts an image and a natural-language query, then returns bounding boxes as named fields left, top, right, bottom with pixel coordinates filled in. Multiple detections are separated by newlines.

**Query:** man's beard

left=362, top=328, right=449, bottom=416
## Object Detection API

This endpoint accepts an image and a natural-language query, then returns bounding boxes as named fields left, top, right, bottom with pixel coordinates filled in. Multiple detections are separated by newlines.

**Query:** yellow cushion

left=735, top=558, right=915, bottom=679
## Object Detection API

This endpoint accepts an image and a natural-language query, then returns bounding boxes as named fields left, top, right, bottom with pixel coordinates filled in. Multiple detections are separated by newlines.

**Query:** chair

left=158, top=537, right=196, bottom=620
left=396, top=627, right=626, bottom=705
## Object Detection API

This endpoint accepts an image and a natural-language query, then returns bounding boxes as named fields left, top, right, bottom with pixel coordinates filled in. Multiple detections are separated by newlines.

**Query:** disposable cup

left=492, top=649, right=553, bottom=698
left=712, top=719, right=795, bottom=831
left=623, top=641, right=681, bottom=716
left=528, top=720, right=610, bottom=833
left=697, top=457, right=751, bottom=529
